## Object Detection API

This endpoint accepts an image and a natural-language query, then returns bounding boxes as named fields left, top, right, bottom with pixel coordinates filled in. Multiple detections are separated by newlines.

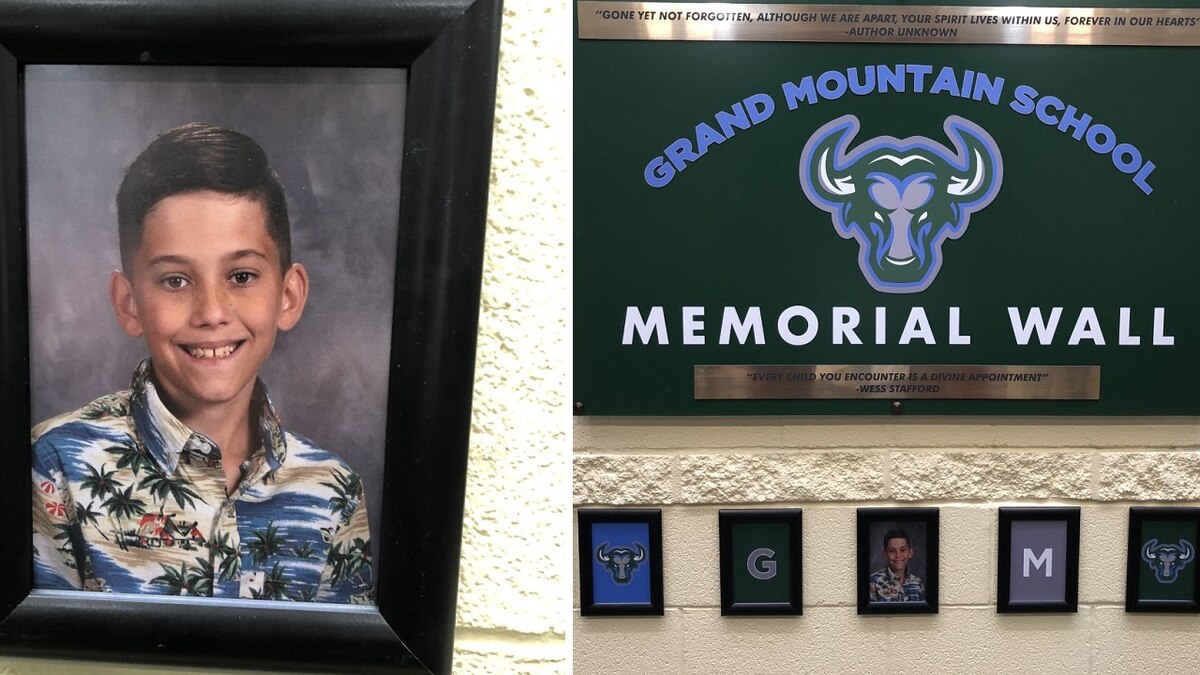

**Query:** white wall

left=573, top=417, right=1200, bottom=673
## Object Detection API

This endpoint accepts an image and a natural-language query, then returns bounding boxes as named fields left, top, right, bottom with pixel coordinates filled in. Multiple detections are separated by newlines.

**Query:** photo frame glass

left=857, top=508, right=938, bottom=614
left=590, top=521, right=651, bottom=605
left=1009, top=521, right=1068, bottom=601
left=25, top=65, right=402, bottom=603
left=1127, top=508, right=1200, bottom=612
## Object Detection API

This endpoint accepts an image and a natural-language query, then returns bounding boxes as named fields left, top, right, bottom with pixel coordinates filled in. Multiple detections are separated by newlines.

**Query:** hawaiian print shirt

left=868, top=566, right=925, bottom=602
left=32, top=360, right=373, bottom=604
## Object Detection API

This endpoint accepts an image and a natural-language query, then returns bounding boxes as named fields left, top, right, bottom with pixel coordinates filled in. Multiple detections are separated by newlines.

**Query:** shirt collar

left=129, top=359, right=288, bottom=474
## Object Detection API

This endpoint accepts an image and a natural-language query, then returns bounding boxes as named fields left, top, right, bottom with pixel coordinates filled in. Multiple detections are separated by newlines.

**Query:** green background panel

left=732, top=522, right=792, bottom=602
left=575, top=1, right=1200, bottom=414
left=1138, top=520, right=1197, bottom=601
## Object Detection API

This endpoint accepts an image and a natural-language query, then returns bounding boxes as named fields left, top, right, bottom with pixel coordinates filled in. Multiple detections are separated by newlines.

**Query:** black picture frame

left=996, top=507, right=1080, bottom=613
left=577, top=509, right=664, bottom=616
left=0, top=2, right=501, bottom=674
left=718, top=509, right=802, bottom=616
left=856, top=507, right=939, bottom=615
left=1125, top=507, right=1200, bottom=613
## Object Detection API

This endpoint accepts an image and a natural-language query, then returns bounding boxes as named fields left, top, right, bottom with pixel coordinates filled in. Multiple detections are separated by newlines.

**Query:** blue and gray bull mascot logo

left=1141, top=538, right=1195, bottom=583
left=596, top=542, right=646, bottom=584
left=800, top=115, right=1003, bottom=294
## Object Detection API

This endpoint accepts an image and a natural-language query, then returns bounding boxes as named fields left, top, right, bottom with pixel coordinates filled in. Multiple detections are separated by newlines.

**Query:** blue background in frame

left=591, top=522, right=652, bottom=605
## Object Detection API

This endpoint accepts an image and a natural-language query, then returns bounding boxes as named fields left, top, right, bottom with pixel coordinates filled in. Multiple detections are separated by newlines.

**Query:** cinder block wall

left=451, top=1, right=569, bottom=672
left=573, top=417, right=1200, bottom=673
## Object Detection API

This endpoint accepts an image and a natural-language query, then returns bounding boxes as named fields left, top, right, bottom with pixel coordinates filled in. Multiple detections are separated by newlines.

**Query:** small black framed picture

left=578, top=509, right=664, bottom=616
left=857, top=507, right=939, bottom=615
left=0, top=1, right=500, bottom=672
left=718, top=509, right=802, bottom=616
left=1126, top=507, right=1200, bottom=613
left=997, top=507, right=1080, bottom=613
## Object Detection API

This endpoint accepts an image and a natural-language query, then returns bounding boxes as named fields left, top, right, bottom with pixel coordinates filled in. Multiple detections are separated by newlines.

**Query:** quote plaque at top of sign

left=574, top=1, right=1200, bottom=415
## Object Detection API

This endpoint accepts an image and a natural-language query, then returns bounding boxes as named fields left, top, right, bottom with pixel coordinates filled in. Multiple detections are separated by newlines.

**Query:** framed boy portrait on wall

left=0, top=1, right=501, bottom=673
left=857, top=507, right=939, bottom=615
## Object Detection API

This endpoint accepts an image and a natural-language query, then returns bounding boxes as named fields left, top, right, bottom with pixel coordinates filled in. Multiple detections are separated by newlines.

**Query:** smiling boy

left=31, top=123, right=373, bottom=603
left=868, top=528, right=925, bottom=602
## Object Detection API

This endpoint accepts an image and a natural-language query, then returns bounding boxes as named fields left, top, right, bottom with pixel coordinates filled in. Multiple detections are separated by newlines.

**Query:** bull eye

left=919, top=211, right=928, bottom=223
left=874, top=211, right=884, bottom=223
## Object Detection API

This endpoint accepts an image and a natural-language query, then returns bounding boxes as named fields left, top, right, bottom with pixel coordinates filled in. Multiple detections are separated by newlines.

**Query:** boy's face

left=109, top=190, right=307, bottom=420
left=884, top=536, right=913, bottom=575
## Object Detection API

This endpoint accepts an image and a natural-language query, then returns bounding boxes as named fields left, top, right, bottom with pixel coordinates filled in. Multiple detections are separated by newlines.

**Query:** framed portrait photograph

left=577, top=509, right=664, bottom=616
left=1125, top=507, right=1200, bottom=613
left=857, top=507, right=939, bottom=615
left=996, top=507, right=1080, bottom=613
left=0, top=1, right=501, bottom=673
left=718, top=509, right=802, bottom=616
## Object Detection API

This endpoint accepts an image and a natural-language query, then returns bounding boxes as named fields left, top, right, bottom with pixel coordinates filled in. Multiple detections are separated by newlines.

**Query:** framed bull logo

left=1126, top=508, right=1200, bottom=612
left=578, top=509, right=664, bottom=616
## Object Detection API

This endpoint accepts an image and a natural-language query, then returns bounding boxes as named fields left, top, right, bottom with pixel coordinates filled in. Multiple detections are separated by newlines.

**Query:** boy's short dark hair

left=116, top=122, right=291, bottom=272
left=882, top=528, right=911, bottom=549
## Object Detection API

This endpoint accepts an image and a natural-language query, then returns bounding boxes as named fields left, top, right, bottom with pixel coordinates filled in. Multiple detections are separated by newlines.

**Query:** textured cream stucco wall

left=0, top=2, right=570, bottom=674
left=453, top=0, right=569, bottom=672
left=574, top=418, right=1200, bottom=673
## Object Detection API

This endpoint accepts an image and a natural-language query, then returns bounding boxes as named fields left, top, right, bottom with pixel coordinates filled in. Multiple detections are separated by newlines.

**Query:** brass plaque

left=578, top=2, right=1200, bottom=46
left=694, top=365, right=1100, bottom=400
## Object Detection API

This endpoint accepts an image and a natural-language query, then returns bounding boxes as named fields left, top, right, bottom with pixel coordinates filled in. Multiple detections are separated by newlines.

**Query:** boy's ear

left=108, top=270, right=145, bottom=338
left=277, top=263, right=309, bottom=331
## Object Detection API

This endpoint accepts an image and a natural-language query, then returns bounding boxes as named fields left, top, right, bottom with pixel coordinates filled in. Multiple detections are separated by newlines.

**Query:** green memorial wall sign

left=574, top=1, right=1200, bottom=415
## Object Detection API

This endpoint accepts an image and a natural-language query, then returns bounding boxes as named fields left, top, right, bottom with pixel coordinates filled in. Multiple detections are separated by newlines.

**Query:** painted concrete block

left=1097, top=451, right=1200, bottom=501
left=892, top=451, right=1092, bottom=500
left=574, top=455, right=675, bottom=504
left=679, top=452, right=886, bottom=503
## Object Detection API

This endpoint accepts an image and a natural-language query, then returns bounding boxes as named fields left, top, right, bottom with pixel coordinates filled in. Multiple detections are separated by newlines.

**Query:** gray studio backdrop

left=25, top=65, right=406, bottom=568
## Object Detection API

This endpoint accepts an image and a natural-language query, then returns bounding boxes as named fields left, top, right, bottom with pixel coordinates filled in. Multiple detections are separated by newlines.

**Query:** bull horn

left=632, top=543, right=646, bottom=562
left=801, top=115, right=858, bottom=200
left=1179, top=539, right=1194, bottom=560
left=946, top=148, right=987, bottom=197
left=944, top=116, right=1001, bottom=201
left=596, top=543, right=611, bottom=564
left=1142, top=538, right=1159, bottom=562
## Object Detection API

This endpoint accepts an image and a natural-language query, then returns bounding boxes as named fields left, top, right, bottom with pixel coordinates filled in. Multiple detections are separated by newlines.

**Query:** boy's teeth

left=188, top=343, right=236, bottom=359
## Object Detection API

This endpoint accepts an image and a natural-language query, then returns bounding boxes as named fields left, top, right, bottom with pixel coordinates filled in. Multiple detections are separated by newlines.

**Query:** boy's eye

left=230, top=271, right=257, bottom=285
left=161, top=276, right=189, bottom=290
